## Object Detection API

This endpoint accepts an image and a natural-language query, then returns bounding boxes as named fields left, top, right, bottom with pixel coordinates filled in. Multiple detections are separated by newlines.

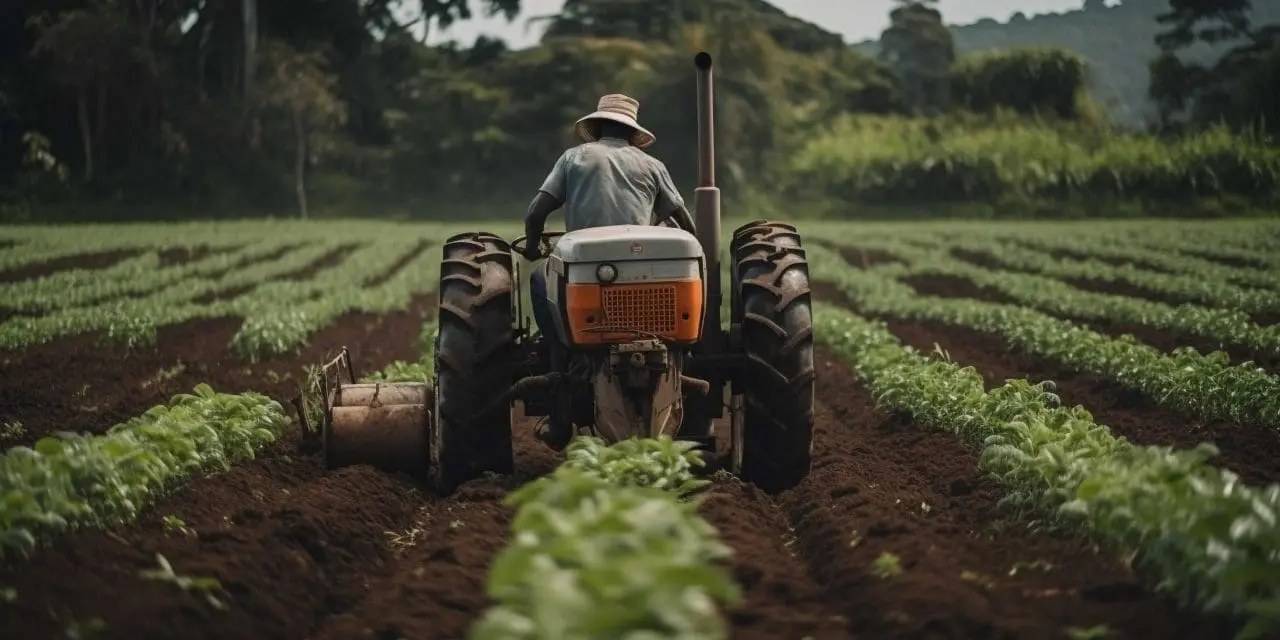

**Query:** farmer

left=521, top=93, right=695, bottom=328
left=521, top=93, right=695, bottom=446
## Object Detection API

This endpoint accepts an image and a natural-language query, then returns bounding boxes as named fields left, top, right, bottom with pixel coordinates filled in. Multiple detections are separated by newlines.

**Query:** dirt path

left=901, top=272, right=1280, bottom=375
left=0, top=294, right=436, bottom=639
left=0, top=280, right=1246, bottom=639
left=774, top=347, right=1231, bottom=639
left=815, top=278, right=1280, bottom=487
left=0, top=292, right=435, bottom=447
left=950, top=247, right=1278, bottom=328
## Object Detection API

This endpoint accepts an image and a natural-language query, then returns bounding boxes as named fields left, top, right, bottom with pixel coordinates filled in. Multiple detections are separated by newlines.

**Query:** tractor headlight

left=596, top=263, right=618, bottom=283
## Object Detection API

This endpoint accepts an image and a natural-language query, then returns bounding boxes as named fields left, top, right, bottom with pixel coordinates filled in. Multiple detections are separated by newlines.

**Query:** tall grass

left=784, top=115, right=1280, bottom=214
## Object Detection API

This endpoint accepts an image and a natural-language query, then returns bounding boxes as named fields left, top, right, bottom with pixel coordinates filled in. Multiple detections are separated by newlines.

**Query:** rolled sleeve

left=539, top=149, right=571, bottom=200
left=653, top=161, right=685, bottom=216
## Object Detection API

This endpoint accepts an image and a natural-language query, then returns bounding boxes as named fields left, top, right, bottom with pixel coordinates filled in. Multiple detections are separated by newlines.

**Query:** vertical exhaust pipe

left=693, top=51, right=723, bottom=349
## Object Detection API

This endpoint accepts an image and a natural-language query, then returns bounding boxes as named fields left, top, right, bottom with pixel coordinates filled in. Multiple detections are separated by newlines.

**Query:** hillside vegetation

left=854, top=0, right=1280, bottom=128
left=0, top=0, right=1276, bottom=220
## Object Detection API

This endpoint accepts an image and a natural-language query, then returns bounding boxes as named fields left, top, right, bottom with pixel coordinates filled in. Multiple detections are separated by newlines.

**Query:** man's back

left=539, top=138, right=684, bottom=232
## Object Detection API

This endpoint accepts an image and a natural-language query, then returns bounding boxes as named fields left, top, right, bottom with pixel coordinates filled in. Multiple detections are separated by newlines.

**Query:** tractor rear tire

left=730, top=220, right=815, bottom=493
left=431, top=232, right=516, bottom=493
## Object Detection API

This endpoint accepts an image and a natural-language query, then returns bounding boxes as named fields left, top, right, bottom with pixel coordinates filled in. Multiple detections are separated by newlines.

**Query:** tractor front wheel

left=730, top=220, right=815, bottom=493
left=431, top=232, right=516, bottom=493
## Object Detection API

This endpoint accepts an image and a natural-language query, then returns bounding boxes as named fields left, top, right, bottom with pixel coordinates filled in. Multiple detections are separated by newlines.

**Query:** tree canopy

left=0, top=0, right=1275, bottom=221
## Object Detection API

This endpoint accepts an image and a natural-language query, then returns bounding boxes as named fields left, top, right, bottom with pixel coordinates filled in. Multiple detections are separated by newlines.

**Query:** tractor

left=315, top=52, right=815, bottom=494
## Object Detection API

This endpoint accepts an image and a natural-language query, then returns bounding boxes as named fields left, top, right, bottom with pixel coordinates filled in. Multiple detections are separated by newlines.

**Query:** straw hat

left=574, top=94, right=656, bottom=149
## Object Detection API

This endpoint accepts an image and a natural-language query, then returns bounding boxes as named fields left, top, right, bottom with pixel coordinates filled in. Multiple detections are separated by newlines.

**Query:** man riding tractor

left=521, top=93, right=698, bottom=450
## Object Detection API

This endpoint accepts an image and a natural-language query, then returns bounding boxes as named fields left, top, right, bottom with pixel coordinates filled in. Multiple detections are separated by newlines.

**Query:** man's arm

left=524, top=151, right=569, bottom=257
left=524, top=190, right=563, bottom=250
left=652, top=161, right=695, bottom=233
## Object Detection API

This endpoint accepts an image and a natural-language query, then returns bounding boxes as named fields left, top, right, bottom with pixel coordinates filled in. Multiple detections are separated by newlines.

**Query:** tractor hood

left=552, top=225, right=704, bottom=263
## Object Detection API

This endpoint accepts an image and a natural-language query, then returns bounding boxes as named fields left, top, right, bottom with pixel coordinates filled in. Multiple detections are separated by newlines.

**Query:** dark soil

left=814, top=280, right=1280, bottom=487
left=0, top=293, right=435, bottom=447
left=0, top=249, right=141, bottom=283
left=0, top=276, right=1256, bottom=639
left=279, top=243, right=361, bottom=281
left=775, top=349, right=1234, bottom=638
left=899, top=273, right=1279, bottom=376
left=0, top=292, right=441, bottom=639
left=157, top=245, right=239, bottom=267
left=826, top=243, right=902, bottom=269
left=4, top=340, right=1233, bottom=640
left=313, top=426, right=558, bottom=640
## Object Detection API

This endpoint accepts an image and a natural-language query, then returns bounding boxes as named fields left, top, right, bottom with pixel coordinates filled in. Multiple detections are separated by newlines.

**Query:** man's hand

left=524, top=190, right=563, bottom=262
left=521, top=237, right=542, bottom=261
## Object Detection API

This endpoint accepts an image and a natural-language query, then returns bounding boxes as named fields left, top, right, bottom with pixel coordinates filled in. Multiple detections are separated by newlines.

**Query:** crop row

left=0, top=241, right=346, bottom=349
left=0, top=240, right=297, bottom=313
left=939, top=236, right=1280, bottom=316
left=470, top=437, right=738, bottom=639
left=1122, top=225, right=1280, bottom=268
left=0, top=222, right=298, bottom=272
left=824, top=238, right=1280, bottom=357
left=0, top=238, right=437, bottom=359
left=814, top=302, right=1280, bottom=638
left=228, top=238, right=436, bottom=359
left=986, top=231, right=1280, bottom=292
left=806, top=243, right=1280, bottom=428
left=0, top=384, right=289, bottom=559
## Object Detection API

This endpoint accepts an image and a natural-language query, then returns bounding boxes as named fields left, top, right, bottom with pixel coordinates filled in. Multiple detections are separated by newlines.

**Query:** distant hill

left=851, top=0, right=1280, bottom=128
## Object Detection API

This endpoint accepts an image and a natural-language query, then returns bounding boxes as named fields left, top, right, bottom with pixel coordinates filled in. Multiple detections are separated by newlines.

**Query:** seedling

left=872, top=552, right=903, bottom=579
left=138, top=554, right=226, bottom=610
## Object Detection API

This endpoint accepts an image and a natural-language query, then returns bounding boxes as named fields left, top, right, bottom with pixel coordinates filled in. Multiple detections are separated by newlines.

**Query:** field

left=1, top=217, right=1278, bottom=639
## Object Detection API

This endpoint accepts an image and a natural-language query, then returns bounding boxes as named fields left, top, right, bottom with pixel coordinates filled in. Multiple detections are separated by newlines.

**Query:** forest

left=0, top=0, right=1276, bottom=221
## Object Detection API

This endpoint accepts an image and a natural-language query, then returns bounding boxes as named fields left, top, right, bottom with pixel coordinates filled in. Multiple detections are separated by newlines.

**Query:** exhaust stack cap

left=695, top=52, right=712, bottom=69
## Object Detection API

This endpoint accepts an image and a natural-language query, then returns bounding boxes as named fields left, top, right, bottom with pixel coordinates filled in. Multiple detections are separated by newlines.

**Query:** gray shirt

left=538, top=138, right=686, bottom=232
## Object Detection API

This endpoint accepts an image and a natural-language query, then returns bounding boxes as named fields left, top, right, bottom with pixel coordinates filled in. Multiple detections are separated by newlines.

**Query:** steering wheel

left=511, top=231, right=565, bottom=260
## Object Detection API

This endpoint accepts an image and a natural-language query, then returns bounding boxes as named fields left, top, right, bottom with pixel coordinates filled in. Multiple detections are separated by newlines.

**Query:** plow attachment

left=315, top=348, right=432, bottom=478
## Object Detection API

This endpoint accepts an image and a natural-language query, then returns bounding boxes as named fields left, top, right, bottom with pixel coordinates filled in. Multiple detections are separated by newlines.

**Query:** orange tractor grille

left=602, top=284, right=678, bottom=334
left=563, top=278, right=703, bottom=344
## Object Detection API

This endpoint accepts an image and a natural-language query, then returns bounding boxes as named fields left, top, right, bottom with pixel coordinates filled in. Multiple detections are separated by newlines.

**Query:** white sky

left=419, top=0, right=1114, bottom=47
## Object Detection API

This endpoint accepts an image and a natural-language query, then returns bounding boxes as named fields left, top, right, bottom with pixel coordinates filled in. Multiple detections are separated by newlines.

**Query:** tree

left=243, top=0, right=258, bottom=101
left=28, top=3, right=157, bottom=183
left=1147, top=0, right=1276, bottom=133
left=878, top=0, right=956, bottom=114
left=415, top=0, right=521, bottom=42
left=256, top=41, right=346, bottom=218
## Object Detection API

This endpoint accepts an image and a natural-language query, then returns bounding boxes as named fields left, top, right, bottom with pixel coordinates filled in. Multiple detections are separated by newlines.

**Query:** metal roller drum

left=325, top=403, right=430, bottom=474
left=335, top=383, right=429, bottom=408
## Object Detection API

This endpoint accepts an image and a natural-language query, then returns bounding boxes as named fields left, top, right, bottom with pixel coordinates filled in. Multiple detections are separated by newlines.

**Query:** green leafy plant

left=0, top=384, right=288, bottom=558
left=814, top=302, right=1280, bottom=638
left=470, top=438, right=739, bottom=639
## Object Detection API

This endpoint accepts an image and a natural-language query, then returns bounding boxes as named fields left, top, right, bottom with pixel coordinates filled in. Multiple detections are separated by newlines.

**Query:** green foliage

left=471, top=437, right=739, bottom=639
left=830, top=235, right=1280, bottom=356
left=786, top=115, right=1280, bottom=210
left=362, top=322, right=439, bottom=383
left=814, top=303, right=1280, bottom=638
left=2, top=0, right=1278, bottom=218
left=949, top=48, right=1090, bottom=120
left=855, top=1, right=1280, bottom=129
left=807, top=240, right=1280, bottom=429
left=0, top=384, right=289, bottom=558
left=878, top=1, right=956, bottom=114
left=560, top=436, right=711, bottom=497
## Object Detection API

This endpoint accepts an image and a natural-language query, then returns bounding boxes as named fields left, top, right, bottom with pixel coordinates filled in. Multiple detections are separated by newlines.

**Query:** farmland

left=1, top=217, right=1278, bottom=639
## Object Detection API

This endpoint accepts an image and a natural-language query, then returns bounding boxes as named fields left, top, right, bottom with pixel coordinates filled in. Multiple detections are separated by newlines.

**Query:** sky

left=418, top=0, right=1110, bottom=47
